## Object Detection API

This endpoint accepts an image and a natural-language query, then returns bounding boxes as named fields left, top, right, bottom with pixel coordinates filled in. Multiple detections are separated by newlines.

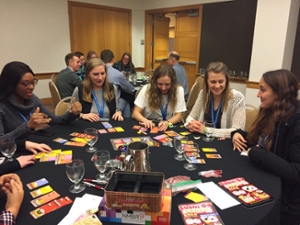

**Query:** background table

left=4, top=119, right=280, bottom=225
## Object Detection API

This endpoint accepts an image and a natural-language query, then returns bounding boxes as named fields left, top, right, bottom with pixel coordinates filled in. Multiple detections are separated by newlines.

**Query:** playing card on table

left=27, top=178, right=49, bottom=190
left=53, top=138, right=68, bottom=144
left=102, top=122, right=112, bottom=128
left=115, top=127, right=124, bottom=132
left=30, top=185, right=53, bottom=198
left=206, top=154, right=222, bottom=159
left=64, top=141, right=86, bottom=147
left=98, top=129, right=107, bottom=134
left=202, top=148, right=217, bottom=152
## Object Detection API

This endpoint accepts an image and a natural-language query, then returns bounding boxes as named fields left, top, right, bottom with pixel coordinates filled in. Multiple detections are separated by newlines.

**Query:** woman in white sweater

left=185, top=62, right=245, bottom=138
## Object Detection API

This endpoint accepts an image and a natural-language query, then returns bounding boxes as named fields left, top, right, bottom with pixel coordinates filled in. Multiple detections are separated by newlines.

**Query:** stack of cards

left=36, top=150, right=73, bottom=165
left=153, top=134, right=172, bottom=143
left=202, top=148, right=222, bottom=159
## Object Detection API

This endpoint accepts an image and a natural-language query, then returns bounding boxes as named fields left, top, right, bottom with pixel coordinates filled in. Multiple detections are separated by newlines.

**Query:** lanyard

left=160, top=98, right=169, bottom=120
left=92, top=90, right=105, bottom=117
left=210, top=98, right=222, bottom=126
left=17, top=111, right=32, bottom=122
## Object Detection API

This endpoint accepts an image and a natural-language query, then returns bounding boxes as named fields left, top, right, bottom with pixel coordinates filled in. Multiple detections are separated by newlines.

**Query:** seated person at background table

left=86, top=50, right=98, bottom=63
left=100, top=49, right=135, bottom=118
left=0, top=174, right=24, bottom=225
left=167, top=51, right=189, bottom=101
left=232, top=69, right=300, bottom=225
left=113, top=52, right=136, bottom=75
left=74, top=51, right=85, bottom=80
left=55, top=53, right=82, bottom=99
left=185, top=62, right=245, bottom=138
left=133, top=64, right=186, bottom=131
left=71, top=58, right=123, bottom=122
left=0, top=61, right=82, bottom=140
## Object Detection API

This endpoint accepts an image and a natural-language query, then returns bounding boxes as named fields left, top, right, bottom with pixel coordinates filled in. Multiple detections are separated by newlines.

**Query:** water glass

left=183, top=143, right=199, bottom=171
left=92, top=150, right=110, bottom=184
left=65, top=159, right=85, bottom=194
left=0, top=138, right=17, bottom=162
left=203, top=121, right=215, bottom=142
left=173, top=137, right=187, bottom=161
left=84, top=128, right=98, bottom=153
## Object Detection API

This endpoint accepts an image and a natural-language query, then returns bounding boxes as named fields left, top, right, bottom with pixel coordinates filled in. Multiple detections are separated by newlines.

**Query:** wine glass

left=203, top=121, right=215, bottom=142
left=92, top=150, right=110, bottom=184
left=0, top=138, right=17, bottom=162
left=183, top=143, right=199, bottom=171
left=173, top=137, right=187, bottom=161
left=65, top=159, right=85, bottom=194
left=84, top=128, right=98, bottom=153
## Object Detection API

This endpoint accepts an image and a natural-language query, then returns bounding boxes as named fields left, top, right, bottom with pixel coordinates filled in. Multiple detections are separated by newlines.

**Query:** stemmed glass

left=92, top=150, right=110, bottom=184
left=183, top=143, right=199, bottom=171
left=173, top=137, right=187, bottom=161
left=84, top=128, right=98, bottom=153
left=203, top=121, right=215, bottom=142
left=65, top=159, right=85, bottom=194
left=0, top=138, right=17, bottom=162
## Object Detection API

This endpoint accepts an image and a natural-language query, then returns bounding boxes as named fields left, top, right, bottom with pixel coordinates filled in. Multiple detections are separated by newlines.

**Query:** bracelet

left=167, top=121, right=173, bottom=128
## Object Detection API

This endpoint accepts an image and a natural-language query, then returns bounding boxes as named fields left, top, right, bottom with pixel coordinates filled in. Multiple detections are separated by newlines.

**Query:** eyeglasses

left=19, top=79, right=38, bottom=87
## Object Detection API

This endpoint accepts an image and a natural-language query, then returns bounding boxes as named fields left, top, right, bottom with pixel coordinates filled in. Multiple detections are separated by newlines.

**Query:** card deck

left=114, top=127, right=124, bottom=132
left=64, top=141, right=86, bottom=147
left=180, top=131, right=191, bottom=136
left=165, top=130, right=180, bottom=137
left=27, top=178, right=49, bottom=190
left=202, top=148, right=217, bottom=152
left=55, top=150, right=72, bottom=165
left=102, top=122, right=112, bottom=128
left=40, top=150, right=62, bottom=162
left=184, top=192, right=208, bottom=202
left=150, top=127, right=159, bottom=133
left=191, top=158, right=206, bottom=164
left=98, top=129, right=107, bottom=134
left=107, top=128, right=116, bottom=133
left=53, top=138, right=68, bottom=144
left=30, top=185, right=53, bottom=198
left=30, top=191, right=60, bottom=207
left=71, top=137, right=88, bottom=143
left=206, top=154, right=222, bottom=159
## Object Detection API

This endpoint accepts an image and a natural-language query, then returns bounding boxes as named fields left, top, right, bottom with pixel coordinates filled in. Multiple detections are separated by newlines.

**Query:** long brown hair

left=201, top=62, right=232, bottom=112
left=247, top=69, right=298, bottom=150
left=147, top=64, right=178, bottom=111
left=82, top=58, right=114, bottom=103
left=119, top=52, right=133, bottom=72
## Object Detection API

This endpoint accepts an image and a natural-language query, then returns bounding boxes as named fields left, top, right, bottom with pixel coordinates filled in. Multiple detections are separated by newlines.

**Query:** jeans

left=118, top=98, right=131, bottom=118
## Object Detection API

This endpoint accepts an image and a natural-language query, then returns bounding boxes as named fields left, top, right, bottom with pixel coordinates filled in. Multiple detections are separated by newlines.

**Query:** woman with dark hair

left=0, top=61, right=82, bottom=140
left=232, top=69, right=300, bottom=225
left=72, top=58, right=123, bottom=122
left=86, top=50, right=98, bottom=62
left=132, top=64, right=186, bottom=131
left=185, top=62, right=245, bottom=138
left=113, top=52, right=136, bottom=75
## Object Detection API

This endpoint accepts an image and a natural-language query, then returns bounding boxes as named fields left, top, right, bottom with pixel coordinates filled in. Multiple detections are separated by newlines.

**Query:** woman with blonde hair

left=185, top=62, right=245, bottom=138
left=133, top=64, right=186, bottom=131
left=71, top=58, right=123, bottom=121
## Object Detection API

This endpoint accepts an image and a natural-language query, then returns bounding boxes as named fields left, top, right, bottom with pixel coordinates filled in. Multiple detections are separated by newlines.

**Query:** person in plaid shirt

left=0, top=174, right=24, bottom=225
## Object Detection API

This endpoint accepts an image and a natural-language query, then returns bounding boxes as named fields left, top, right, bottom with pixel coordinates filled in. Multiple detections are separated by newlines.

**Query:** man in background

left=100, top=49, right=135, bottom=118
left=56, top=53, right=82, bottom=99
left=167, top=51, right=189, bottom=101
left=74, top=51, right=85, bottom=80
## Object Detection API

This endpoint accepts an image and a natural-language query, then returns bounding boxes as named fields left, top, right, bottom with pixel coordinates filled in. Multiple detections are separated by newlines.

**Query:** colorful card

left=40, top=150, right=62, bottom=162
left=150, top=127, right=159, bottom=133
left=30, top=191, right=60, bottom=207
left=98, top=129, right=107, bottom=134
left=110, top=136, right=156, bottom=150
left=55, top=150, right=72, bottom=165
left=53, top=138, right=68, bottom=144
left=64, top=141, right=86, bottom=147
left=115, top=127, right=124, bottom=132
left=191, top=159, right=206, bottom=164
left=102, top=122, right=112, bottom=128
left=30, top=196, right=73, bottom=219
left=107, top=128, right=116, bottom=133
left=139, top=127, right=148, bottom=132
left=71, top=137, right=88, bottom=143
left=185, top=152, right=200, bottom=157
left=27, top=178, right=49, bottom=190
left=184, top=192, right=208, bottom=203
left=180, top=131, right=191, bottom=136
left=69, top=132, right=94, bottom=139
left=202, top=148, right=217, bottom=152
left=206, top=154, right=222, bottom=159
left=165, top=130, right=180, bottom=137
left=30, top=185, right=53, bottom=198
left=132, top=125, right=141, bottom=130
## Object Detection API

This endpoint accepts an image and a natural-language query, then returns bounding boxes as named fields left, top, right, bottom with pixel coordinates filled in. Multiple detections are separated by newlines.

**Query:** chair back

left=245, top=104, right=259, bottom=132
left=49, top=81, right=61, bottom=106
left=51, top=74, right=58, bottom=83
left=144, top=69, right=154, bottom=79
left=55, top=97, right=72, bottom=116
left=181, top=81, right=201, bottom=122
left=195, top=75, right=205, bottom=91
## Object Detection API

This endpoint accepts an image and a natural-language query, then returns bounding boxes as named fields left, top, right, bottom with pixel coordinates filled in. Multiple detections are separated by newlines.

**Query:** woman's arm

left=112, top=85, right=123, bottom=121
left=185, top=90, right=203, bottom=126
left=132, top=106, right=154, bottom=129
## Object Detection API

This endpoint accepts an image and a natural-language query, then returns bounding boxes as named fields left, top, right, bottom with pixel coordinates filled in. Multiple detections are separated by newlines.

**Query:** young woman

left=72, top=58, right=123, bottom=122
left=232, top=69, right=300, bottom=225
left=0, top=61, right=82, bottom=140
left=133, top=64, right=186, bottom=131
left=185, top=62, right=245, bottom=138
left=113, top=52, right=136, bottom=75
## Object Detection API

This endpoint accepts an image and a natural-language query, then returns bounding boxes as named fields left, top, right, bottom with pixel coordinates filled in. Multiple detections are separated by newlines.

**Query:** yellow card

left=40, top=150, right=62, bottom=162
left=115, top=127, right=124, bottom=132
left=30, top=185, right=53, bottom=198
left=202, top=148, right=217, bottom=152
left=184, top=192, right=208, bottom=202
left=132, top=138, right=141, bottom=142
left=71, top=137, right=88, bottom=143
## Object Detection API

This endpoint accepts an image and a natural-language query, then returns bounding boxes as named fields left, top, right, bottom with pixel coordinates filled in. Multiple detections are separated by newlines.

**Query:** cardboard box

left=98, top=189, right=171, bottom=225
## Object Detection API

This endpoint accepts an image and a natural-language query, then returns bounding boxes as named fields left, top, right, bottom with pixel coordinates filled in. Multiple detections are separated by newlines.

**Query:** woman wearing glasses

left=0, top=61, right=82, bottom=140
left=113, top=52, right=136, bottom=75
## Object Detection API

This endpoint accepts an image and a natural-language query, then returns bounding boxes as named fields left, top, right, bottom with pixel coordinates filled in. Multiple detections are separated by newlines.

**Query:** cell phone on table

left=34, top=129, right=56, bottom=137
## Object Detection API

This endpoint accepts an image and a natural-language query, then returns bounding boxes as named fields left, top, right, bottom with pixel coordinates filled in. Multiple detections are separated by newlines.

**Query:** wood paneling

left=35, top=72, right=54, bottom=80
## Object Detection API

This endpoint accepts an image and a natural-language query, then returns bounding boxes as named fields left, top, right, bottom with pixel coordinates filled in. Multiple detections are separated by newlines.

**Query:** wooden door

left=175, top=8, right=202, bottom=90
left=153, top=15, right=170, bottom=69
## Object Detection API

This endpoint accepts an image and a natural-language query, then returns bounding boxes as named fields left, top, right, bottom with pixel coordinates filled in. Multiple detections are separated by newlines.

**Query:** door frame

left=144, top=4, right=203, bottom=71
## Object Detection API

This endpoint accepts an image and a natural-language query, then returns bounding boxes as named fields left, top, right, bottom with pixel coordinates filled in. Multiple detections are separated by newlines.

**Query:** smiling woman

left=0, top=61, right=82, bottom=140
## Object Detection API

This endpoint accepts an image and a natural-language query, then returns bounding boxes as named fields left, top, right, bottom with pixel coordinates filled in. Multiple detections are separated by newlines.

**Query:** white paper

left=197, top=181, right=240, bottom=210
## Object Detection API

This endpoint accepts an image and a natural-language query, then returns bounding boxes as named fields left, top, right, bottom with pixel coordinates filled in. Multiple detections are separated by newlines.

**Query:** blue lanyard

left=160, top=98, right=169, bottom=120
left=210, top=98, right=222, bottom=126
left=92, top=90, right=105, bottom=117
left=17, top=111, right=32, bottom=122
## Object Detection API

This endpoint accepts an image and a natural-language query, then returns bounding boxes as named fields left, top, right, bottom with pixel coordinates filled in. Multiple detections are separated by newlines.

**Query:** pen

left=83, top=181, right=105, bottom=190
left=83, top=178, right=102, bottom=183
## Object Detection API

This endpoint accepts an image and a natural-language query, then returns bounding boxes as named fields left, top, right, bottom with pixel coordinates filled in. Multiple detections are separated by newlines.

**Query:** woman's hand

left=232, top=133, right=247, bottom=152
left=112, top=111, right=124, bottom=121
left=16, top=155, right=36, bottom=168
left=25, top=141, right=51, bottom=154
left=27, top=107, right=51, bottom=130
left=81, top=113, right=100, bottom=122
left=187, top=120, right=205, bottom=133
left=69, top=97, right=82, bottom=115
left=139, top=120, right=155, bottom=129
left=158, top=121, right=169, bottom=132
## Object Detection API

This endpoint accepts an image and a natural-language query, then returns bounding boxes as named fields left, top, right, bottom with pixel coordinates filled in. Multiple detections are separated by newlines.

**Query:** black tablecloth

left=7, top=119, right=280, bottom=225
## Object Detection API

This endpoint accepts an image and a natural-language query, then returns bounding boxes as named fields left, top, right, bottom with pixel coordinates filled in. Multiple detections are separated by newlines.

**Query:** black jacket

left=232, top=103, right=300, bottom=216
